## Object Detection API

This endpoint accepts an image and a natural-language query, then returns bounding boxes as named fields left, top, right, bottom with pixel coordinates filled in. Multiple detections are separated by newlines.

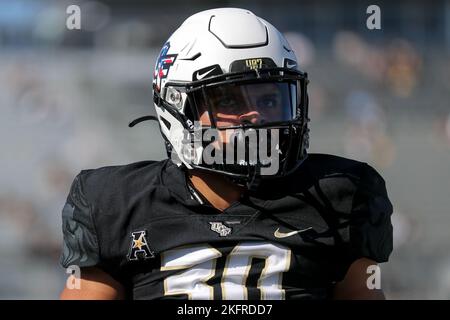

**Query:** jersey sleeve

left=60, top=172, right=101, bottom=268
left=348, top=163, right=394, bottom=263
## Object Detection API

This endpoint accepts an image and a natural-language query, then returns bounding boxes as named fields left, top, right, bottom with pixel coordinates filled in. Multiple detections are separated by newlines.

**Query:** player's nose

left=239, top=111, right=264, bottom=125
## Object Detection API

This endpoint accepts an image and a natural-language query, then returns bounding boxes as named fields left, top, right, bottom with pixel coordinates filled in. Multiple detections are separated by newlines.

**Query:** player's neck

left=188, top=170, right=245, bottom=212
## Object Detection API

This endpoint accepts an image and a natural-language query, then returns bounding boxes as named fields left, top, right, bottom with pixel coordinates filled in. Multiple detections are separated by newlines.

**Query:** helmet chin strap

left=246, top=164, right=262, bottom=192
left=223, top=162, right=262, bottom=192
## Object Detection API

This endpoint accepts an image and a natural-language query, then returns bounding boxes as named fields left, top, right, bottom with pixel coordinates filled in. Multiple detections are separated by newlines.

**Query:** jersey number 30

left=161, top=242, right=291, bottom=300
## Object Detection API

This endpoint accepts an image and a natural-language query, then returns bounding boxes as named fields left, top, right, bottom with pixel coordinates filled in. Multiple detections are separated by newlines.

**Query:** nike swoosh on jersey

left=274, top=227, right=313, bottom=238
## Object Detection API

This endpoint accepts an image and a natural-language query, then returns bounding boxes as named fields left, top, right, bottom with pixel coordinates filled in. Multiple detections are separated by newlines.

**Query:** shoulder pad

left=60, top=173, right=100, bottom=268
left=350, top=163, right=393, bottom=263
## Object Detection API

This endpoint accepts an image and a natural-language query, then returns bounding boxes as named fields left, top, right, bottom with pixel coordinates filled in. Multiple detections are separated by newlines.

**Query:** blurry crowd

left=0, top=0, right=450, bottom=299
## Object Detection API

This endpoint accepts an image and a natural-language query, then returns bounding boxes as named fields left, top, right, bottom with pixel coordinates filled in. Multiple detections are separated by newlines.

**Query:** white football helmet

left=137, top=8, right=309, bottom=187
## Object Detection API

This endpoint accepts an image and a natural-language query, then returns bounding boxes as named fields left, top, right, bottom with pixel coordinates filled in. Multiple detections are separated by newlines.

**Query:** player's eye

left=215, top=96, right=241, bottom=113
left=257, top=94, right=279, bottom=109
left=217, top=96, right=236, bottom=107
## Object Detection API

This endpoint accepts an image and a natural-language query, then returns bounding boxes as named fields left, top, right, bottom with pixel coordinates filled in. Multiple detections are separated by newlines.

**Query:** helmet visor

left=194, top=81, right=298, bottom=129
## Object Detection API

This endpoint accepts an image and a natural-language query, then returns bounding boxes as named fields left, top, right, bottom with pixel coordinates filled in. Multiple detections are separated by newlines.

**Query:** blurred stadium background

left=0, top=0, right=449, bottom=299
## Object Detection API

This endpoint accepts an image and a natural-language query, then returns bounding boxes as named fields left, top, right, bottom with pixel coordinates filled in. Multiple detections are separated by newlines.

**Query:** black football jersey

left=60, top=153, right=393, bottom=300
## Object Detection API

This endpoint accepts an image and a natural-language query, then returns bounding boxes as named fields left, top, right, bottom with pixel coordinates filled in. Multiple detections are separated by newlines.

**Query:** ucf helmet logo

left=127, top=230, right=155, bottom=261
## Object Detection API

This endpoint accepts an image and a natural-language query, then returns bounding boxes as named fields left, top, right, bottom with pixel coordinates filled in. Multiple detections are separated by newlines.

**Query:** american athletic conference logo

left=127, top=230, right=155, bottom=261
left=154, top=41, right=177, bottom=91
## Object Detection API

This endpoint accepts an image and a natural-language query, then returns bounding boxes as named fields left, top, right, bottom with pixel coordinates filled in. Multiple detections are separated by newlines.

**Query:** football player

left=60, top=8, right=393, bottom=300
